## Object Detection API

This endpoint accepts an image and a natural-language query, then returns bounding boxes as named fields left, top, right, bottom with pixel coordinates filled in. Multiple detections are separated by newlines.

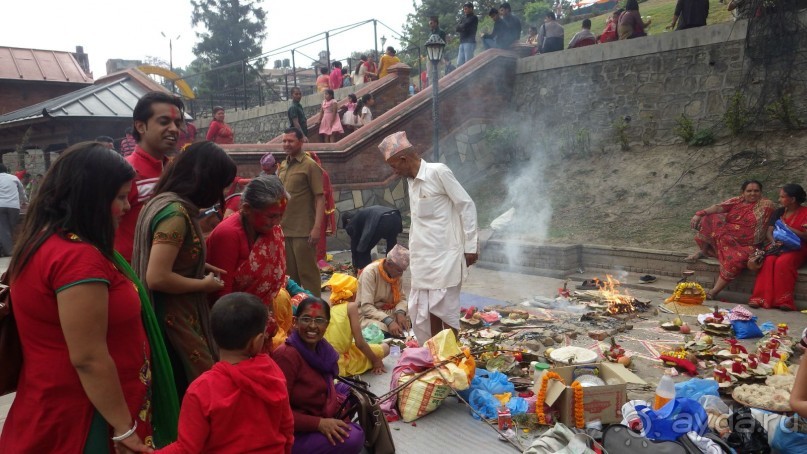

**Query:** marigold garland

left=535, top=371, right=564, bottom=425
left=571, top=381, right=585, bottom=429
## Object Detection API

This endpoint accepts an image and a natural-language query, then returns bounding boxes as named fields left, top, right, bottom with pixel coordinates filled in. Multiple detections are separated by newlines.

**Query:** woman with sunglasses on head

left=273, top=297, right=365, bottom=454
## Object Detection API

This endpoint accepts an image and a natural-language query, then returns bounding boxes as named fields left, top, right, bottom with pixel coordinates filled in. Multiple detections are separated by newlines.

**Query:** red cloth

left=157, top=354, right=294, bottom=454
left=224, top=194, right=241, bottom=215
left=273, top=343, right=342, bottom=432
left=177, top=122, right=197, bottom=151
left=571, top=37, right=597, bottom=48
left=206, top=120, right=234, bottom=144
left=694, top=196, right=774, bottom=281
left=205, top=213, right=286, bottom=351
left=750, top=206, right=807, bottom=310
left=329, top=69, right=343, bottom=91
left=363, top=61, right=377, bottom=83
left=115, top=146, right=167, bottom=261
left=599, top=20, right=619, bottom=42
left=307, top=153, right=335, bottom=262
left=0, top=234, right=152, bottom=452
left=120, top=135, right=137, bottom=156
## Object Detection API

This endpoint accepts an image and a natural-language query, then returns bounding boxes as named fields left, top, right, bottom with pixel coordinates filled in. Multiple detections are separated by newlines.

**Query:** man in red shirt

left=114, top=91, right=185, bottom=262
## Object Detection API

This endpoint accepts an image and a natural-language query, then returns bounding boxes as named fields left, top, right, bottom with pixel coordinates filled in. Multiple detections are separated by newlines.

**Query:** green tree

left=524, top=1, right=553, bottom=25
left=190, top=0, right=267, bottom=92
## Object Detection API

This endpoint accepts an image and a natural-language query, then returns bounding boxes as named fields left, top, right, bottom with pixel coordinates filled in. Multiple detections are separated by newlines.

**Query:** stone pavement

left=2, top=253, right=806, bottom=451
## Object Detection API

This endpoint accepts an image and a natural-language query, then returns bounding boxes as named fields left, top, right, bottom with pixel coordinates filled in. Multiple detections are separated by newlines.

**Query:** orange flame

left=597, top=275, right=636, bottom=314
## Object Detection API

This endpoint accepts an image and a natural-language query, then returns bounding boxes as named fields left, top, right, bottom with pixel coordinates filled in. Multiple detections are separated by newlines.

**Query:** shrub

left=723, top=92, right=750, bottom=136
left=673, top=114, right=695, bottom=144
left=613, top=118, right=630, bottom=150
left=765, top=95, right=802, bottom=129
left=689, top=129, right=715, bottom=146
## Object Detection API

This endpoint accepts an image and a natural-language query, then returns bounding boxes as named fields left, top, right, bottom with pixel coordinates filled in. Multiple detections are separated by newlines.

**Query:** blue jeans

left=457, top=42, right=476, bottom=66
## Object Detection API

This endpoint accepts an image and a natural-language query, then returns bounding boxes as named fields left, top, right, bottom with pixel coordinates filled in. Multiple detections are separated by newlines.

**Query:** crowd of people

left=688, top=180, right=807, bottom=312
left=0, top=88, right=480, bottom=453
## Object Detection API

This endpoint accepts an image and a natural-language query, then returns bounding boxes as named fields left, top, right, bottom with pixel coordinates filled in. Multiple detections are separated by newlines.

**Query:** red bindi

left=169, top=106, right=179, bottom=121
left=309, top=302, right=322, bottom=312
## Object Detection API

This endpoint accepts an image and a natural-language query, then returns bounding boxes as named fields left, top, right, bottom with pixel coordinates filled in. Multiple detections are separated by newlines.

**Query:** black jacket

left=456, top=14, right=479, bottom=43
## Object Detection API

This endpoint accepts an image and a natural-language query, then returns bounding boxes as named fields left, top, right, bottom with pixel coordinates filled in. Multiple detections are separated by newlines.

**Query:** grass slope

left=560, top=0, right=735, bottom=39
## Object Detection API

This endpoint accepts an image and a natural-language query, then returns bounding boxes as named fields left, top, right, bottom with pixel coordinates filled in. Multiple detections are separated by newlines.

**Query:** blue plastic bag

left=772, top=417, right=807, bottom=452
left=759, top=321, right=776, bottom=333
left=731, top=318, right=764, bottom=339
left=469, top=389, right=501, bottom=420
left=507, top=396, right=528, bottom=415
left=635, top=398, right=708, bottom=441
left=774, top=219, right=801, bottom=251
left=471, top=369, right=515, bottom=395
left=674, top=378, right=719, bottom=401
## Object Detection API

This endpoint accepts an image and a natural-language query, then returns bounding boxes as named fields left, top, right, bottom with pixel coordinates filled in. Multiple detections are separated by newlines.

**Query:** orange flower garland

left=571, top=381, right=585, bottom=429
left=535, top=371, right=564, bottom=425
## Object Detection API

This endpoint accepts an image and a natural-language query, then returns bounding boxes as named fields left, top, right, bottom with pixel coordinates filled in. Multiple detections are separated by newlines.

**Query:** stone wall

left=512, top=18, right=806, bottom=148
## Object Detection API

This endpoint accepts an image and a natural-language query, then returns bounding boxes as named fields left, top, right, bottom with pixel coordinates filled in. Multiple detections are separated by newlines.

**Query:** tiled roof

left=0, top=76, right=148, bottom=127
left=0, top=47, right=92, bottom=83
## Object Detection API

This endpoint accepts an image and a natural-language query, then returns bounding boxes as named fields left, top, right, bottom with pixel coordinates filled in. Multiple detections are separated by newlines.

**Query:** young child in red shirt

left=158, top=293, right=294, bottom=453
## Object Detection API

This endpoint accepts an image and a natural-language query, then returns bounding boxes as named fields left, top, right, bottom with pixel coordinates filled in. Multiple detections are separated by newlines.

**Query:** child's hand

left=372, top=359, right=387, bottom=375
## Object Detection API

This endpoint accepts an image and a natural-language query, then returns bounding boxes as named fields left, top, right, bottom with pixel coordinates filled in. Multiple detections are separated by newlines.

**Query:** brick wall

left=0, top=81, right=90, bottom=115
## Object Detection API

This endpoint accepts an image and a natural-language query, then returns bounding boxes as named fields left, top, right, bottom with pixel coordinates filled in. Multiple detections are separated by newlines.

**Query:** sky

left=1, top=0, right=415, bottom=78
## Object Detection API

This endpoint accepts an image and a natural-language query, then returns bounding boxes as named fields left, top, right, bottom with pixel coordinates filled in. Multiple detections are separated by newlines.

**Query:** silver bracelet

left=111, top=420, right=137, bottom=442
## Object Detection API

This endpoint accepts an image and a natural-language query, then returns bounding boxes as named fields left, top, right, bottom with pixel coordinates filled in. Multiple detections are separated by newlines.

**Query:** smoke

left=490, top=128, right=554, bottom=268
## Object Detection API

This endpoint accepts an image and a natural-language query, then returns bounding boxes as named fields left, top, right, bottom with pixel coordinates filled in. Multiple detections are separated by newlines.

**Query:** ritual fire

left=598, top=275, right=637, bottom=315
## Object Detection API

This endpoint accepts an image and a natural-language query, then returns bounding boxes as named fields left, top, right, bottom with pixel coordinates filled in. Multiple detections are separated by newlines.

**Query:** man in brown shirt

left=277, top=127, right=325, bottom=297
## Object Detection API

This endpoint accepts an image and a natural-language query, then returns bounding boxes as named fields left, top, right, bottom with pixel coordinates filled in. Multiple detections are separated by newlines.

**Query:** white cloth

left=408, top=160, right=477, bottom=290
left=409, top=285, right=461, bottom=344
left=357, top=106, right=373, bottom=127
left=0, top=174, right=26, bottom=209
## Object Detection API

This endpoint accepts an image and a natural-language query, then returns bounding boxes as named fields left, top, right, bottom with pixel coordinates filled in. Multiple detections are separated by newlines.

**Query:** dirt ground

left=471, top=129, right=807, bottom=252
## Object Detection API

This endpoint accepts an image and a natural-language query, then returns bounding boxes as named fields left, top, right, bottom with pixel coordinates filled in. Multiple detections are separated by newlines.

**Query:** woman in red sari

left=205, top=106, right=234, bottom=145
left=205, top=175, right=292, bottom=351
left=688, top=180, right=775, bottom=299
left=749, top=184, right=807, bottom=310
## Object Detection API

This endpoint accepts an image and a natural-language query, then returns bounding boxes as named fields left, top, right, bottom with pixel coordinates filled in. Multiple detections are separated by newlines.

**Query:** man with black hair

left=277, top=127, right=325, bottom=297
left=499, top=2, right=522, bottom=48
left=114, top=91, right=185, bottom=262
left=287, top=87, right=309, bottom=137
left=538, top=11, right=565, bottom=53
left=0, top=163, right=26, bottom=256
left=456, top=2, right=479, bottom=66
left=481, top=8, right=507, bottom=49
left=568, top=18, right=597, bottom=48
left=95, top=135, right=116, bottom=152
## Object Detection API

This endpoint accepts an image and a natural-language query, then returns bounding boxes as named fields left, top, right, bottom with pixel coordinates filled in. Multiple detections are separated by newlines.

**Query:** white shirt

left=407, top=160, right=478, bottom=289
left=0, top=173, right=26, bottom=209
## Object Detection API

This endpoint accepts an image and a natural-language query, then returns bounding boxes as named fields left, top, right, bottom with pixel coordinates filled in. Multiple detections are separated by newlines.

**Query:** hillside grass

left=560, top=0, right=735, bottom=38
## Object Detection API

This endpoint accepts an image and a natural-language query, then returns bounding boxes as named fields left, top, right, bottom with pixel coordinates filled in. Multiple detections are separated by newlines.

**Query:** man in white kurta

left=379, top=131, right=478, bottom=344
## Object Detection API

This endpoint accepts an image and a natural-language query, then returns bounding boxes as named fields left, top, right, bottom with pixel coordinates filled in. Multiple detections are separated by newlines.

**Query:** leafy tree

left=190, top=0, right=267, bottom=92
left=524, top=1, right=553, bottom=25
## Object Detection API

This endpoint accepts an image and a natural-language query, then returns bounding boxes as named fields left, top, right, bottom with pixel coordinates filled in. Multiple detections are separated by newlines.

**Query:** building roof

left=0, top=46, right=92, bottom=84
left=0, top=69, right=165, bottom=128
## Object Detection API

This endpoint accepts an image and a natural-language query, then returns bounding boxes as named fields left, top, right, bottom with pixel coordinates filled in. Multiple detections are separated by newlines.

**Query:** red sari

left=307, top=152, right=336, bottom=263
left=695, top=196, right=775, bottom=282
left=749, top=206, right=807, bottom=310
left=205, top=214, right=287, bottom=352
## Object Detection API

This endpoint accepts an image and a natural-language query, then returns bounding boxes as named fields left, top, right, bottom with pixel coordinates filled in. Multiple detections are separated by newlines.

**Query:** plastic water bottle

left=653, top=375, right=675, bottom=410
left=533, top=362, right=551, bottom=385
left=390, top=345, right=401, bottom=357
left=409, top=84, right=415, bottom=97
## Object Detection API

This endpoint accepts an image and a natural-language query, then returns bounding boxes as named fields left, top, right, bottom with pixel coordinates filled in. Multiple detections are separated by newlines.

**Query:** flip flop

left=639, top=274, right=657, bottom=283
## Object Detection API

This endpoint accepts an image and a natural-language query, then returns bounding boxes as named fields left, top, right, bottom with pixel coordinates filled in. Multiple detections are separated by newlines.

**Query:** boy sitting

left=159, top=293, right=294, bottom=453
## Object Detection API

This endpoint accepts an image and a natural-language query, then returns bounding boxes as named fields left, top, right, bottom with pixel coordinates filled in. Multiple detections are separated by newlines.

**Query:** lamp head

left=425, top=34, right=446, bottom=63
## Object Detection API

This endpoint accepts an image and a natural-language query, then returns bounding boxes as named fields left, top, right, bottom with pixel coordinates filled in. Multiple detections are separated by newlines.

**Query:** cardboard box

left=541, top=362, right=646, bottom=426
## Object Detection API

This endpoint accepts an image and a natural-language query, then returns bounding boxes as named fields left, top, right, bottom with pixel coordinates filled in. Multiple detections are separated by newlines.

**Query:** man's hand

left=388, top=320, right=404, bottom=337
left=465, top=253, right=479, bottom=267
left=396, top=312, right=411, bottom=331
left=204, top=263, right=226, bottom=277
left=308, top=227, right=321, bottom=247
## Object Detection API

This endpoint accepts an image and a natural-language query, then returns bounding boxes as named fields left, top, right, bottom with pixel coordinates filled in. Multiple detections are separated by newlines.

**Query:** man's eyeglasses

left=298, top=316, right=329, bottom=326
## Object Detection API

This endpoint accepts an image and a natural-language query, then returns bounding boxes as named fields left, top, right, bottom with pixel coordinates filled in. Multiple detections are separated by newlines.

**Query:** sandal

left=639, top=274, right=657, bottom=283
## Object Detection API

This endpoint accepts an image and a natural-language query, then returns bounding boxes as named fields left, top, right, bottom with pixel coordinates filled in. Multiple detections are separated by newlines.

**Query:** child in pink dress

left=318, top=89, right=343, bottom=143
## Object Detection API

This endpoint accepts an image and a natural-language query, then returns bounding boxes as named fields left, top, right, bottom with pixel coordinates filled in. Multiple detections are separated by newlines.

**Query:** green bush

left=689, top=129, right=715, bottom=146
left=524, top=1, right=553, bottom=25
left=723, top=92, right=750, bottom=136
left=766, top=95, right=802, bottom=130
left=613, top=118, right=630, bottom=150
left=484, top=126, right=519, bottom=161
left=673, top=114, right=695, bottom=144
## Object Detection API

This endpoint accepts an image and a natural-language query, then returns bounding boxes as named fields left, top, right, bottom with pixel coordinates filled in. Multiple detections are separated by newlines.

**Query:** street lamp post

left=380, top=35, right=387, bottom=50
left=425, top=34, right=446, bottom=162
left=161, top=32, right=181, bottom=93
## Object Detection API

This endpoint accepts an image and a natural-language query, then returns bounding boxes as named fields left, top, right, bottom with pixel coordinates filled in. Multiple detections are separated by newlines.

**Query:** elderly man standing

left=357, top=244, right=412, bottom=338
left=278, top=127, right=325, bottom=297
left=380, top=131, right=478, bottom=344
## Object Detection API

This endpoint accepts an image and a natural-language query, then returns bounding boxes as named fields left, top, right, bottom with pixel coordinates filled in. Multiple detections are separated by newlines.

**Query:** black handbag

left=0, top=271, right=22, bottom=396
left=336, top=376, right=396, bottom=454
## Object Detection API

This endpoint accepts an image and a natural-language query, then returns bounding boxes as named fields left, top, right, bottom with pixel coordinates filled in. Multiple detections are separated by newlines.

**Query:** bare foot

left=684, top=251, right=704, bottom=262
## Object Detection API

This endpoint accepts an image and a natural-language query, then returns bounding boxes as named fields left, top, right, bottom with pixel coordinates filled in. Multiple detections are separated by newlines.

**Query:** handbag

left=336, top=376, right=396, bottom=454
left=773, top=219, right=801, bottom=251
left=0, top=271, right=22, bottom=396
